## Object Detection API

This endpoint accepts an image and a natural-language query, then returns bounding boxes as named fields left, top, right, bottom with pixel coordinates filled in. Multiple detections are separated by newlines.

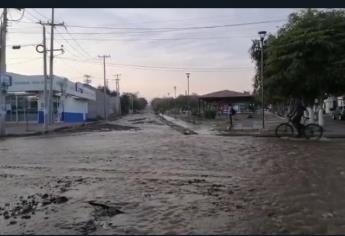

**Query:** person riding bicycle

left=288, top=99, right=307, bottom=137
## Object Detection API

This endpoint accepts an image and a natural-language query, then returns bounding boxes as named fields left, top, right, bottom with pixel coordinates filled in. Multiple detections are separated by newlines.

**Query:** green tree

left=250, top=9, right=345, bottom=106
left=133, top=97, right=148, bottom=111
left=150, top=95, right=200, bottom=114
left=97, top=86, right=118, bottom=96
left=120, top=93, right=131, bottom=115
left=121, top=93, right=148, bottom=115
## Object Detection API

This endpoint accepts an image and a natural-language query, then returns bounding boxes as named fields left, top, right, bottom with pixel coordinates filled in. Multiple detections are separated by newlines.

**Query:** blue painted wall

left=38, top=111, right=44, bottom=124
left=61, top=112, right=85, bottom=123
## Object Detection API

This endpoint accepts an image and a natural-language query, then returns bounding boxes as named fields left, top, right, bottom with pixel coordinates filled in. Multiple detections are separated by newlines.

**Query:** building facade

left=85, top=85, right=121, bottom=120
left=199, top=90, right=254, bottom=115
left=5, top=73, right=96, bottom=123
left=324, top=96, right=344, bottom=113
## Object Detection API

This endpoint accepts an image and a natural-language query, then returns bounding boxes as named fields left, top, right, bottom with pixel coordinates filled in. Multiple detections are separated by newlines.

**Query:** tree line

left=249, top=9, right=345, bottom=109
left=151, top=95, right=200, bottom=114
left=97, top=86, right=148, bottom=115
left=120, top=93, right=148, bottom=114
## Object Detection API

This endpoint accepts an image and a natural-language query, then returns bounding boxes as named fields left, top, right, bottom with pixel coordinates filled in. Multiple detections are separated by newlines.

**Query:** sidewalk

left=322, top=115, right=345, bottom=138
left=160, top=114, right=219, bottom=135
left=4, top=122, right=85, bottom=137
left=161, top=112, right=345, bottom=138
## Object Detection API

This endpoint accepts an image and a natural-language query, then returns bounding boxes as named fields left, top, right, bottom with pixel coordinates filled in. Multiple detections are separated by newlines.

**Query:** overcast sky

left=5, top=8, right=296, bottom=100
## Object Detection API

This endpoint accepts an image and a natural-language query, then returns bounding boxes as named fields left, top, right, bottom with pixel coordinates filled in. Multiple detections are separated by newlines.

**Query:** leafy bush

left=204, top=110, right=216, bottom=119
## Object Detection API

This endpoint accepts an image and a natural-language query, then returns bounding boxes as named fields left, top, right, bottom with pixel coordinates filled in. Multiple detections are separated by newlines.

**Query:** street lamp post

left=186, top=73, right=190, bottom=118
left=258, top=31, right=267, bottom=129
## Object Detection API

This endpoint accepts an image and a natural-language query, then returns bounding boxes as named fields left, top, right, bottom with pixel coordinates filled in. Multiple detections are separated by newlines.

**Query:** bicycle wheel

left=304, top=124, right=323, bottom=139
left=275, top=123, right=294, bottom=138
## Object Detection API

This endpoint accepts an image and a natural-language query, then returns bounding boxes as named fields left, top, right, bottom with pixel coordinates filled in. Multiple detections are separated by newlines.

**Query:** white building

left=5, top=73, right=96, bottom=123
left=324, top=96, right=344, bottom=113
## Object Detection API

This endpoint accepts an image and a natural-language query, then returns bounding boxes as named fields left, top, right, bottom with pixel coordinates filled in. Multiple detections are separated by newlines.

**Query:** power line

left=53, top=35, right=257, bottom=41
left=34, top=8, right=92, bottom=58
left=65, top=19, right=285, bottom=31
left=20, top=9, right=92, bottom=61
left=31, top=9, right=50, bottom=21
left=62, top=26, right=93, bottom=58
left=54, top=28, right=90, bottom=59
left=57, top=57, right=253, bottom=72
left=8, top=19, right=285, bottom=36
left=24, top=9, right=93, bottom=59
left=24, top=9, right=42, bottom=22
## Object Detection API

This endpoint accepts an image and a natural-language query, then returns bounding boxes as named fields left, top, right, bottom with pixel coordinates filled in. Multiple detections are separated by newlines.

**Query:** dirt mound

left=88, top=201, right=124, bottom=217
left=0, top=193, right=69, bottom=223
left=54, top=122, right=140, bottom=133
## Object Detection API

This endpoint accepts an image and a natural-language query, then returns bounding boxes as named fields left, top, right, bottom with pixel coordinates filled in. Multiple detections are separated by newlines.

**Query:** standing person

left=227, top=104, right=236, bottom=130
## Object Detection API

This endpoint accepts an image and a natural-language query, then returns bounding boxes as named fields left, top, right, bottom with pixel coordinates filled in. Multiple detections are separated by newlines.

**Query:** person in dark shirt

left=227, top=104, right=236, bottom=130
left=289, top=99, right=307, bottom=137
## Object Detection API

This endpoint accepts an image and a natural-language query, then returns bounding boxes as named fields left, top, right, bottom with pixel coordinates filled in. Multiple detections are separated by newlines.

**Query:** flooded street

left=1, top=112, right=345, bottom=234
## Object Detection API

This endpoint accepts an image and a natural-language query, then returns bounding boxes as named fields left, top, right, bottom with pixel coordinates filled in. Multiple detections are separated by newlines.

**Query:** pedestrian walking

left=227, top=104, right=236, bottom=130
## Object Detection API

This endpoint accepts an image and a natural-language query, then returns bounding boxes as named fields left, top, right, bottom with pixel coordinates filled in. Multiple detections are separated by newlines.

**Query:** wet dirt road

left=1, top=112, right=345, bottom=234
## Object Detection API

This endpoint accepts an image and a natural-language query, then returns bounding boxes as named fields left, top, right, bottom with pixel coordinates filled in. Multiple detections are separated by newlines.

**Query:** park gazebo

left=198, top=90, right=254, bottom=115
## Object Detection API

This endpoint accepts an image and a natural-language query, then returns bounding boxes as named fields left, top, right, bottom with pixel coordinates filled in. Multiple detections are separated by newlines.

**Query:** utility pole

left=43, top=25, right=48, bottom=131
left=112, top=74, right=121, bottom=115
left=113, top=74, right=121, bottom=96
left=0, top=8, right=8, bottom=136
left=258, top=31, right=267, bottom=129
left=98, top=55, right=110, bottom=120
left=186, top=73, right=191, bottom=118
left=36, top=23, right=48, bottom=132
left=49, top=8, right=54, bottom=125
left=37, top=10, right=64, bottom=126
left=0, top=8, right=7, bottom=71
left=37, top=22, right=63, bottom=131
left=261, top=40, right=264, bottom=129
left=83, top=74, right=92, bottom=85
left=186, top=73, right=190, bottom=96
left=131, top=94, right=134, bottom=113
left=46, top=8, right=64, bottom=125
left=174, top=86, right=176, bottom=98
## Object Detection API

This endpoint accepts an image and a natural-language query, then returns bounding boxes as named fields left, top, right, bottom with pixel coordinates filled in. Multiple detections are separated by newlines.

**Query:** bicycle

left=275, top=115, right=323, bottom=139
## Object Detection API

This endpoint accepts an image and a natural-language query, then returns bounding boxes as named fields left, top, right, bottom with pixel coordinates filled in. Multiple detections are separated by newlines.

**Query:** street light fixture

left=258, top=30, right=266, bottom=129
left=258, top=31, right=267, bottom=41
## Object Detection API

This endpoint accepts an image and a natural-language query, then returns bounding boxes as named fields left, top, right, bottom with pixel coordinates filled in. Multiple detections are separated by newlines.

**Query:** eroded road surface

left=1, top=112, right=345, bottom=234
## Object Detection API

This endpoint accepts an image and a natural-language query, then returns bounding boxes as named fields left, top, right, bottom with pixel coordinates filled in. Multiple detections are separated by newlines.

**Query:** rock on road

left=1, top=111, right=345, bottom=234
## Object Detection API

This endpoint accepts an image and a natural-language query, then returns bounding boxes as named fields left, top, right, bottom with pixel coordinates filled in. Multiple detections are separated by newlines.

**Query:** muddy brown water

left=1, top=112, right=345, bottom=234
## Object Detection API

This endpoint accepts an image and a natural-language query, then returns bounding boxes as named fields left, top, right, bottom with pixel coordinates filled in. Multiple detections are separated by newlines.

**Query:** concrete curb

left=217, top=132, right=345, bottom=139
left=1, top=122, right=99, bottom=139
left=159, top=114, right=345, bottom=139
left=157, top=114, right=198, bottom=135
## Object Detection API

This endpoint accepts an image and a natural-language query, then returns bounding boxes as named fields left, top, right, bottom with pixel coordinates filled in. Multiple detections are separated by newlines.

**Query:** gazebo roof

left=200, top=90, right=252, bottom=99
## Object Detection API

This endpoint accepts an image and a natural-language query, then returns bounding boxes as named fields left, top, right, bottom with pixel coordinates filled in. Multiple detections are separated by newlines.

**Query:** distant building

left=199, top=90, right=254, bottom=114
left=84, top=84, right=121, bottom=120
left=324, top=95, right=344, bottom=113
left=5, top=73, right=96, bottom=123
